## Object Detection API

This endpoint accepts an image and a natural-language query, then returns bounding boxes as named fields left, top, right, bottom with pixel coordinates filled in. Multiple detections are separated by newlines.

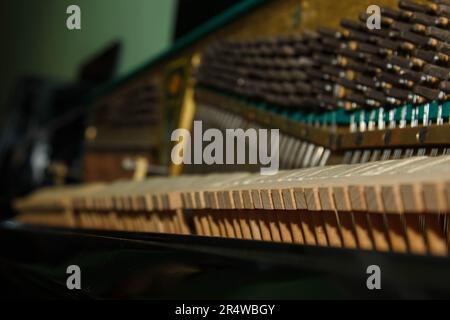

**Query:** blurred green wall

left=0, top=0, right=176, bottom=114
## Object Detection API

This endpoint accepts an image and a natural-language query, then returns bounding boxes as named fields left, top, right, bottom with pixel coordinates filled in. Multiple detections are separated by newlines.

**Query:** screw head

left=383, top=131, right=392, bottom=145
left=416, top=128, right=427, bottom=143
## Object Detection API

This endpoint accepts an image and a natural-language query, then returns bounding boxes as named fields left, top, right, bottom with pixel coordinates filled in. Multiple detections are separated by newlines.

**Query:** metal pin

left=404, top=148, right=415, bottom=157
left=278, top=133, right=288, bottom=168
left=294, top=142, right=308, bottom=168
left=331, top=112, right=337, bottom=132
left=343, top=151, right=353, bottom=164
left=280, top=134, right=290, bottom=169
left=350, top=113, right=357, bottom=132
left=370, top=150, right=381, bottom=162
left=400, top=105, right=407, bottom=128
left=423, top=103, right=430, bottom=126
left=389, top=108, right=396, bottom=129
left=437, top=103, right=444, bottom=125
left=378, top=107, right=385, bottom=130
left=430, top=148, right=439, bottom=156
left=350, top=150, right=362, bottom=164
left=415, top=106, right=420, bottom=127
left=310, top=146, right=325, bottom=167
left=319, top=149, right=331, bottom=166
left=287, top=139, right=302, bottom=168
left=359, top=110, right=366, bottom=132
left=417, top=148, right=426, bottom=156
left=360, top=150, right=372, bottom=163
left=283, top=137, right=296, bottom=169
left=381, top=149, right=392, bottom=160
left=393, top=149, right=402, bottom=159
left=411, top=107, right=418, bottom=127
left=368, top=110, right=376, bottom=131
left=302, top=143, right=316, bottom=167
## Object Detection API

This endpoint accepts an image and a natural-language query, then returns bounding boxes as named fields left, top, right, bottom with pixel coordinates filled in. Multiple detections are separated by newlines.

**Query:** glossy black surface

left=1, top=221, right=449, bottom=299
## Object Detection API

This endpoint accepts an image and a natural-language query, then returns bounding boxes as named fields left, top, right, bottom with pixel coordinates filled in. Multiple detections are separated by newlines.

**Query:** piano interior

left=2, top=0, right=450, bottom=300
